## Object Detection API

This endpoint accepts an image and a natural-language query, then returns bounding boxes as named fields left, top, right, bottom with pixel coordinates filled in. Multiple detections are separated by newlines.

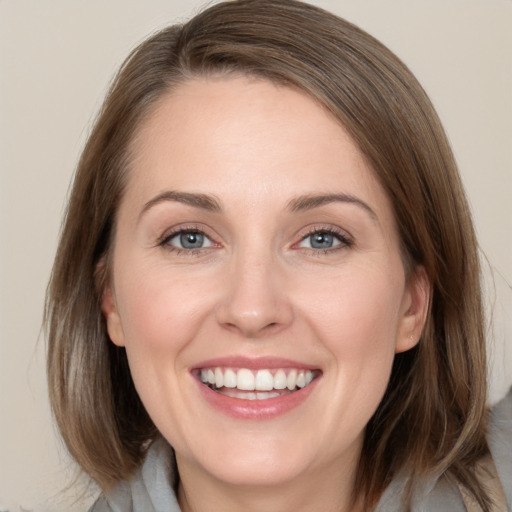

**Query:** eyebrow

left=287, top=193, right=378, bottom=221
left=139, top=190, right=222, bottom=220
left=139, top=190, right=377, bottom=222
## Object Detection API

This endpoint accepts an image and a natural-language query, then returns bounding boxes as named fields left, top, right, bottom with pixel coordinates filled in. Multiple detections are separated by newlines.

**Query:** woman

left=45, top=0, right=511, bottom=510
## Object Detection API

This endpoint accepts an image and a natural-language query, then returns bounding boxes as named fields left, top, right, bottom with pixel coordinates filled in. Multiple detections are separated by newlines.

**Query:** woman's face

left=103, top=77, right=428, bottom=491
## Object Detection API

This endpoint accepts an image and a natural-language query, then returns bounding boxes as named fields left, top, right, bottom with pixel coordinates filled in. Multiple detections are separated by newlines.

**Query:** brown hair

left=45, top=0, right=489, bottom=508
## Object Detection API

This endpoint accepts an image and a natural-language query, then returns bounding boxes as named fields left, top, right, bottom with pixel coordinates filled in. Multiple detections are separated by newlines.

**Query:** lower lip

left=196, top=377, right=320, bottom=420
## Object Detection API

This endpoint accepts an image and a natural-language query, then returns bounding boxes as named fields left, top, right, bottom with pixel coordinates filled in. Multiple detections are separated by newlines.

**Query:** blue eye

left=164, top=230, right=214, bottom=250
left=298, top=229, right=350, bottom=250
left=309, top=232, right=337, bottom=249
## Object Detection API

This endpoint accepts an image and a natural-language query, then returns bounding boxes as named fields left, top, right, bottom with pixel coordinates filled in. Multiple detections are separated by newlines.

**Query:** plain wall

left=0, top=1, right=511, bottom=510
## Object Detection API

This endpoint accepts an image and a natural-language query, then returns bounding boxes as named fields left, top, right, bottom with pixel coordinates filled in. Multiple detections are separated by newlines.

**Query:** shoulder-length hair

left=45, top=0, right=489, bottom=508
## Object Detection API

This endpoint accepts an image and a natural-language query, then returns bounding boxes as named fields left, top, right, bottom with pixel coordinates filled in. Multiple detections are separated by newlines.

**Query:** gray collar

left=92, top=387, right=512, bottom=512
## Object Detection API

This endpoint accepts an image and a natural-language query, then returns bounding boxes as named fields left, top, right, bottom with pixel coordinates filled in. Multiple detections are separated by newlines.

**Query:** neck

left=176, top=454, right=364, bottom=512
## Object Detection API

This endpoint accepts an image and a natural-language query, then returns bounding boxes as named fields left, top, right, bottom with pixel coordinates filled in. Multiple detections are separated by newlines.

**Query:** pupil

left=180, top=232, right=203, bottom=249
left=311, top=232, right=333, bottom=249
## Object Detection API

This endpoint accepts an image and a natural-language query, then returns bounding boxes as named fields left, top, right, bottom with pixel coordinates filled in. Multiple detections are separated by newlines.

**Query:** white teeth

left=286, top=369, right=297, bottom=391
left=256, top=391, right=280, bottom=400
left=214, top=367, right=223, bottom=388
left=199, top=367, right=316, bottom=393
left=273, top=369, right=287, bottom=389
left=237, top=368, right=255, bottom=390
left=223, top=369, right=237, bottom=388
left=255, top=369, right=274, bottom=391
left=222, top=390, right=282, bottom=400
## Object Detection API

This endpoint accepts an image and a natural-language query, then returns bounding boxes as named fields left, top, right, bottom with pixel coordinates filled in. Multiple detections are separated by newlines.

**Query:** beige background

left=0, top=0, right=511, bottom=510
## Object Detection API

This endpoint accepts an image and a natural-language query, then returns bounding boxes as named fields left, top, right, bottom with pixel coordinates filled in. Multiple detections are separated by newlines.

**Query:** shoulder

left=88, top=438, right=181, bottom=512
left=88, top=495, right=114, bottom=512
left=376, top=388, right=512, bottom=511
left=435, top=388, right=512, bottom=511
left=487, top=386, right=512, bottom=509
left=89, top=394, right=512, bottom=512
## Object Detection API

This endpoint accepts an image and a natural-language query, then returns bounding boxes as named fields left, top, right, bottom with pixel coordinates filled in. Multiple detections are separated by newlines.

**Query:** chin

left=200, top=450, right=309, bottom=488
left=174, top=427, right=319, bottom=488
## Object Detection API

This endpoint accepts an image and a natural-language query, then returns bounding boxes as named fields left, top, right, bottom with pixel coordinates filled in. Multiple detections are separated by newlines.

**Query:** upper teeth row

left=200, top=368, right=314, bottom=391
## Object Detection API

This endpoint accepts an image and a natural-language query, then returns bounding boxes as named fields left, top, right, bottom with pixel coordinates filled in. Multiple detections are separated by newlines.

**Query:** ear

left=101, top=284, right=126, bottom=347
left=395, top=265, right=431, bottom=353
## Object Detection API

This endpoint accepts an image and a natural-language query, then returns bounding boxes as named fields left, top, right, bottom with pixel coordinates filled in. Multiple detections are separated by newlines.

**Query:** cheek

left=112, top=266, right=216, bottom=424
left=297, top=264, right=405, bottom=390
left=304, top=267, right=404, bottom=341
left=115, top=264, right=217, bottom=353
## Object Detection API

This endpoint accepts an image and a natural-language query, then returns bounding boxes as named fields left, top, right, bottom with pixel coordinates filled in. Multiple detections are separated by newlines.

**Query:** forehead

left=124, top=76, right=393, bottom=222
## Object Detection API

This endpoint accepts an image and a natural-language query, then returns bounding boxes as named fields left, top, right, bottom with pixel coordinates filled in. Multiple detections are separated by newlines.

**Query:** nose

left=215, top=250, right=294, bottom=339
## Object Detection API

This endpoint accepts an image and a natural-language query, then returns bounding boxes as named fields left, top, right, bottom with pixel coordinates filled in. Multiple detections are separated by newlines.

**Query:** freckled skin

left=102, top=77, right=429, bottom=512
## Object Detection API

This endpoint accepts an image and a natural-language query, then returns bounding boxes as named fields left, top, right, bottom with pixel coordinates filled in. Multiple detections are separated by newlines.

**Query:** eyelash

left=296, top=226, right=353, bottom=254
left=157, top=225, right=353, bottom=255
left=157, top=225, right=217, bottom=255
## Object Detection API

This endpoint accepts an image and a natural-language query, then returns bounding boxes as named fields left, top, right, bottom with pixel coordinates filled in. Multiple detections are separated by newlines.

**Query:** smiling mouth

left=199, top=367, right=319, bottom=400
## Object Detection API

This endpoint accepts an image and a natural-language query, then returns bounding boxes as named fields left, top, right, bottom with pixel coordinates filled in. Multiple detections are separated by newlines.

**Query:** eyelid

left=155, top=223, right=352, bottom=254
left=293, top=225, right=353, bottom=251
left=157, top=224, right=220, bottom=252
left=168, top=231, right=214, bottom=249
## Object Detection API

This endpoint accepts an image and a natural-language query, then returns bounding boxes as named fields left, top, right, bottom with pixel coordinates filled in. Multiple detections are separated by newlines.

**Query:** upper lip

left=192, top=356, right=320, bottom=371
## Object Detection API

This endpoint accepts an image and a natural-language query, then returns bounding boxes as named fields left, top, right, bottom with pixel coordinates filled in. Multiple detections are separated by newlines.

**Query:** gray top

left=90, top=388, right=512, bottom=512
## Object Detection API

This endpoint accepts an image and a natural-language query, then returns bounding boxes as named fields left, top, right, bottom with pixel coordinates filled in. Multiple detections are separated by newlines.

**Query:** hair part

left=45, top=0, right=489, bottom=508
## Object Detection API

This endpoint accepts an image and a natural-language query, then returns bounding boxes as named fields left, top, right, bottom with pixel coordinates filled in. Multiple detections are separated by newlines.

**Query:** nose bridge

left=215, top=240, right=292, bottom=337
